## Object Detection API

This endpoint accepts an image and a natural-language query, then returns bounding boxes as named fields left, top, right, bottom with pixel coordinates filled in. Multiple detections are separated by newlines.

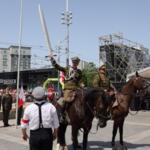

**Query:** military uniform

left=93, top=65, right=115, bottom=120
left=51, top=57, right=82, bottom=91
left=2, top=91, right=13, bottom=127
left=93, top=73, right=110, bottom=91
left=50, top=57, right=82, bottom=121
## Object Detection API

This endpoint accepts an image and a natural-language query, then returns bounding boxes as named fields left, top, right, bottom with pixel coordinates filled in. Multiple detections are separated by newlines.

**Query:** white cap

left=32, top=86, right=45, bottom=100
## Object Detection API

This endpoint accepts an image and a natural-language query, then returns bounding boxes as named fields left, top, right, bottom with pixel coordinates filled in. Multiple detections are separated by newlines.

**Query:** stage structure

left=99, top=33, right=150, bottom=89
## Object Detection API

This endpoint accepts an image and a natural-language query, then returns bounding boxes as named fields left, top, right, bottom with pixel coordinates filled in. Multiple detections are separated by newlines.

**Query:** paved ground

left=0, top=111, right=150, bottom=150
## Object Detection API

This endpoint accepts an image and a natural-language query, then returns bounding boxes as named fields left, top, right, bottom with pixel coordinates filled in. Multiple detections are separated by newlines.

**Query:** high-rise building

left=0, top=45, right=31, bottom=72
left=78, top=59, right=89, bottom=70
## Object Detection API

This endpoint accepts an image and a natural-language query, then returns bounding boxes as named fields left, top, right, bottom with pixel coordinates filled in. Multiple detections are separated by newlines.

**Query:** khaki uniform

left=93, top=71, right=115, bottom=121
left=2, top=93, right=13, bottom=126
left=92, top=73, right=110, bottom=91
left=51, top=57, right=82, bottom=103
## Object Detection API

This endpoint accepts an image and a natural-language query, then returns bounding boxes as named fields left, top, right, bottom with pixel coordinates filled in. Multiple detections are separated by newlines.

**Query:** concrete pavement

left=0, top=111, right=149, bottom=150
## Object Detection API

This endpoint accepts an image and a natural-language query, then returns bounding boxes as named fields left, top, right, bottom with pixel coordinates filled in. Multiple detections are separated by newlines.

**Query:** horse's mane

left=126, top=77, right=134, bottom=84
left=124, top=77, right=137, bottom=88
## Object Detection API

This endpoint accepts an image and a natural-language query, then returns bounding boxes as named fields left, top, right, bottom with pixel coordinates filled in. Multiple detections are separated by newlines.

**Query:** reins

left=86, top=102, right=96, bottom=117
left=142, top=81, right=150, bottom=90
left=78, top=102, right=99, bottom=134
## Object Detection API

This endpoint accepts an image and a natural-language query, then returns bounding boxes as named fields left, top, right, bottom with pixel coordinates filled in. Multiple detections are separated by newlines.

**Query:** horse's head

left=85, top=88, right=111, bottom=128
left=93, top=89, right=110, bottom=128
left=132, top=71, right=150, bottom=90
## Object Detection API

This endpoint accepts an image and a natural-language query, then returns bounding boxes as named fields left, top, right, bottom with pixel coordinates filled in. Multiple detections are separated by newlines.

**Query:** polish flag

left=18, top=86, right=25, bottom=108
left=59, top=71, right=65, bottom=89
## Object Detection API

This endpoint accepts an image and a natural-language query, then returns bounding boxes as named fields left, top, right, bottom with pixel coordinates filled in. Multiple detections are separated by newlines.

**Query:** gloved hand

left=50, top=57, right=56, bottom=66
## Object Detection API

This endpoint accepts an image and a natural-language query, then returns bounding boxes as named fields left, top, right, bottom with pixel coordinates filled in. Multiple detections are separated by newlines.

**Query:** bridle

left=129, top=78, right=150, bottom=115
left=142, top=81, right=150, bottom=90
left=86, top=101, right=110, bottom=120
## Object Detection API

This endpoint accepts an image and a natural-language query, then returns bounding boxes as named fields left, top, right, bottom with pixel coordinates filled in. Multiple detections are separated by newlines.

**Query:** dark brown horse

left=110, top=72, right=149, bottom=150
left=56, top=88, right=108, bottom=150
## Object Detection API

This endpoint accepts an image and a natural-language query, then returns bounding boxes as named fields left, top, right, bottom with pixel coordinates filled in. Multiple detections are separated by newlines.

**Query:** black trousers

left=30, top=128, right=53, bottom=150
left=3, top=109, right=11, bottom=126
left=17, top=106, right=23, bottom=125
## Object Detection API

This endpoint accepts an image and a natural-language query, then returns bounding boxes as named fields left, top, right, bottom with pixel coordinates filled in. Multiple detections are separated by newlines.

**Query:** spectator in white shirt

left=21, top=86, right=59, bottom=150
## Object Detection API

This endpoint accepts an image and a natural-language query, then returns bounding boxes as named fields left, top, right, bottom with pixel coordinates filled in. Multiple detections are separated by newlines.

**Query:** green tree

left=82, top=62, right=97, bottom=87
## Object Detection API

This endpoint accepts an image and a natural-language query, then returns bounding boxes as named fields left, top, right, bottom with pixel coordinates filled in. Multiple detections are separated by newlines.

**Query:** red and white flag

left=18, top=86, right=25, bottom=108
left=59, top=71, right=65, bottom=89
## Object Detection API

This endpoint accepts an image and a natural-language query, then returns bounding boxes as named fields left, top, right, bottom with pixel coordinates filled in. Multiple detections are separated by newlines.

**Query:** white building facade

left=0, top=45, right=31, bottom=72
left=78, top=60, right=89, bottom=70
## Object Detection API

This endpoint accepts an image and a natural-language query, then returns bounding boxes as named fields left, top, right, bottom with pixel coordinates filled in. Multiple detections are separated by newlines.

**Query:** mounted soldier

left=92, top=61, right=116, bottom=121
left=50, top=56, right=82, bottom=122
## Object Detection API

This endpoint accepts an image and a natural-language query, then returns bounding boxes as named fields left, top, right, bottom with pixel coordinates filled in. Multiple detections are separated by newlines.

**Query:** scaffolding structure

left=99, top=33, right=150, bottom=89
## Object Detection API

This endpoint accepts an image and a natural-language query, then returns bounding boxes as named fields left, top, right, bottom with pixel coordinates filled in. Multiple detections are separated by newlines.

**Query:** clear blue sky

left=0, top=0, right=150, bottom=67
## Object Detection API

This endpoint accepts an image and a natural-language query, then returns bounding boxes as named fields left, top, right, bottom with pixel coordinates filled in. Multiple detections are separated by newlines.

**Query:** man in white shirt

left=21, top=86, right=59, bottom=150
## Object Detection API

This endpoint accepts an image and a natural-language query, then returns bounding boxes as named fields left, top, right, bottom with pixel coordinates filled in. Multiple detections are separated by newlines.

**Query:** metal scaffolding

left=99, top=33, right=150, bottom=89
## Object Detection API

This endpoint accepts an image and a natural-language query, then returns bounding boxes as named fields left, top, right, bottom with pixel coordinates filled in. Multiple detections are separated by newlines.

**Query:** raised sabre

left=38, top=4, right=53, bottom=57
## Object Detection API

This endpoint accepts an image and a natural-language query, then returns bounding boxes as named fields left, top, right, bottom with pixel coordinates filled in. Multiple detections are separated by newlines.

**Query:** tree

left=82, top=62, right=97, bottom=87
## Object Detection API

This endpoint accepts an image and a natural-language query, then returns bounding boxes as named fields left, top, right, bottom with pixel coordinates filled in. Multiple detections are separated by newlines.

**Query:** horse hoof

left=120, top=143, right=128, bottom=150
left=112, top=145, right=117, bottom=150
left=77, top=145, right=82, bottom=149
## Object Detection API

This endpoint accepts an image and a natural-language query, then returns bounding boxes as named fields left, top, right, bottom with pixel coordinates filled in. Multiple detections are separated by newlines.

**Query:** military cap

left=99, top=65, right=106, bottom=70
left=71, top=56, right=80, bottom=62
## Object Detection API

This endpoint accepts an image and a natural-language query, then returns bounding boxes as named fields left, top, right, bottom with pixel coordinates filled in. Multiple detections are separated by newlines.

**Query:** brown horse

left=56, top=88, right=108, bottom=150
left=110, top=72, right=149, bottom=150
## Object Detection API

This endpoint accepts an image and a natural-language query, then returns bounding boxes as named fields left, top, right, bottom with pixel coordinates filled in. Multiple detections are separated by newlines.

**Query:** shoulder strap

left=34, top=101, right=46, bottom=129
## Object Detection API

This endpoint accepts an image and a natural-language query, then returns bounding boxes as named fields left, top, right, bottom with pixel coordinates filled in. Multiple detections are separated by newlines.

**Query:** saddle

left=63, top=89, right=76, bottom=102
left=112, top=93, right=123, bottom=108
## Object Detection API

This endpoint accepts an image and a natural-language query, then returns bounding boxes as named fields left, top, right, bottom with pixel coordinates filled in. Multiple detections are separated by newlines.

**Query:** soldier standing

left=2, top=87, right=13, bottom=127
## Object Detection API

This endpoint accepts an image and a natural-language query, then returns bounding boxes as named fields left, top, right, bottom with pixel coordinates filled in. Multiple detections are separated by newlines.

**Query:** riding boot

left=62, top=102, right=71, bottom=124
left=60, top=102, right=67, bottom=123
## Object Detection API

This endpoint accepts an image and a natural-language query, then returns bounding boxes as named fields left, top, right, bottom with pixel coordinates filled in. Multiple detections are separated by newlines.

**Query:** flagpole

left=16, top=0, right=23, bottom=128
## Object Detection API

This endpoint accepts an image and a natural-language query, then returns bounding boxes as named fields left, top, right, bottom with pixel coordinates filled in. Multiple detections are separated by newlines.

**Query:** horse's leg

left=71, top=126, right=79, bottom=150
left=119, top=118, right=125, bottom=145
left=112, top=121, right=119, bottom=150
left=119, top=118, right=127, bottom=150
left=57, top=123, right=68, bottom=148
left=83, top=129, right=90, bottom=150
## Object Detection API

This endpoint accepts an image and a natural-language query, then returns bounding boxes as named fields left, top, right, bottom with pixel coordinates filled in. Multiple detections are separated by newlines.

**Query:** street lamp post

left=16, top=0, right=23, bottom=127
left=61, top=0, right=72, bottom=67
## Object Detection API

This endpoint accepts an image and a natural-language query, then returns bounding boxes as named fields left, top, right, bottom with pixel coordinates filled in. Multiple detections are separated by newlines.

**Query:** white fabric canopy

left=127, top=66, right=150, bottom=80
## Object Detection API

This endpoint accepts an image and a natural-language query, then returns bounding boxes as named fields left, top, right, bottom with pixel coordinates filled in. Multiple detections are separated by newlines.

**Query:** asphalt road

left=0, top=111, right=150, bottom=150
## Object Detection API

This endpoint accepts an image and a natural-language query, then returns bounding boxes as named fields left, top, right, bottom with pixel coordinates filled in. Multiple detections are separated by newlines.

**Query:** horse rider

left=21, top=86, right=59, bottom=150
left=50, top=56, right=82, bottom=122
left=92, top=62, right=116, bottom=119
